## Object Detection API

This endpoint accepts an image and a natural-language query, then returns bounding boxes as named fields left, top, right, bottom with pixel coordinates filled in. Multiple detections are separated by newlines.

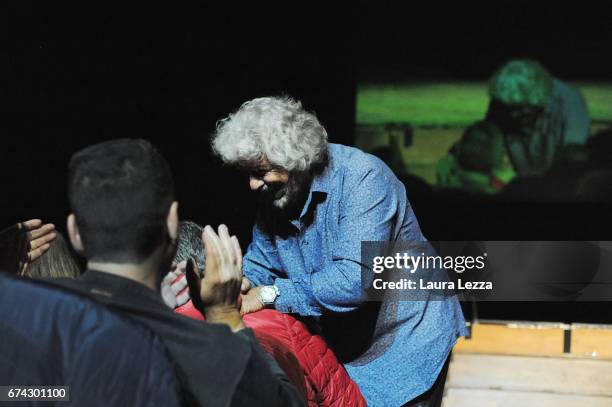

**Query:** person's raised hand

left=196, top=225, right=245, bottom=331
left=18, top=219, right=56, bottom=275
left=160, top=262, right=190, bottom=309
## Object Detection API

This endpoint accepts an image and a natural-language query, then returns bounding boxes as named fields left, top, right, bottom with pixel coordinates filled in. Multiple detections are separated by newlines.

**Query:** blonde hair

left=27, top=233, right=80, bottom=279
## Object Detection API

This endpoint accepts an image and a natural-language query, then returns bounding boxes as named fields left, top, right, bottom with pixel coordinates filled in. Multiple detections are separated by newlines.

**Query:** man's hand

left=18, top=219, right=56, bottom=275
left=191, top=224, right=245, bottom=331
left=160, top=262, right=190, bottom=309
left=240, top=286, right=265, bottom=315
left=241, top=277, right=251, bottom=294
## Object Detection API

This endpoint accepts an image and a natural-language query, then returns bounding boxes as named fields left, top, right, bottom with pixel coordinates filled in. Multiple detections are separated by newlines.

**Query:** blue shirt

left=244, top=143, right=468, bottom=406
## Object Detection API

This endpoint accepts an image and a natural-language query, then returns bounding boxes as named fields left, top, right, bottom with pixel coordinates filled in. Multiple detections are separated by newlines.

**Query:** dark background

left=3, top=2, right=612, bottom=322
left=359, top=3, right=612, bottom=81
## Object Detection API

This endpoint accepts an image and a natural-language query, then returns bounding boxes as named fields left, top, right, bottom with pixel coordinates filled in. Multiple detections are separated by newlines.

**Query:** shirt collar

left=298, top=158, right=332, bottom=220
left=80, top=269, right=164, bottom=307
left=310, top=165, right=331, bottom=193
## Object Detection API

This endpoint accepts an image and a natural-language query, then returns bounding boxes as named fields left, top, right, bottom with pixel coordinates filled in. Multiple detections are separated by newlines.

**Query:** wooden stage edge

left=453, top=320, right=612, bottom=360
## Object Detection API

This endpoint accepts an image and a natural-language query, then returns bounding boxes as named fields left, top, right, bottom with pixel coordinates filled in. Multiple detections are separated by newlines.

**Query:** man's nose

left=249, top=177, right=264, bottom=191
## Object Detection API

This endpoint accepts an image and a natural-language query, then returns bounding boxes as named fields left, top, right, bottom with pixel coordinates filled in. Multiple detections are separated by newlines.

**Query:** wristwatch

left=259, top=285, right=280, bottom=307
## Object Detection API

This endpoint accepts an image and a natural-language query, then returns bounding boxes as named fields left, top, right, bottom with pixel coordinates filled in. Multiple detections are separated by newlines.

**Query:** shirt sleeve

left=562, top=85, right=590, bottom=145
left=243, top=225, right=283, bottom=287
left=274, top=164, right=422, bottom=316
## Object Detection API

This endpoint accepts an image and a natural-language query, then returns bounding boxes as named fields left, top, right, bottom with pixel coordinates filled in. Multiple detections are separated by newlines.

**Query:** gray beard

left=271, top=192, right=290, bottom=209
left=260, top=172, right=311, bottom=216
left=256, top=169, right=322, bottom=238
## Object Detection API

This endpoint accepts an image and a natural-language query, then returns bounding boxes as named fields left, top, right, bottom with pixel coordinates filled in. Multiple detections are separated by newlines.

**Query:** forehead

left=242, top=157, right=276, bottom=172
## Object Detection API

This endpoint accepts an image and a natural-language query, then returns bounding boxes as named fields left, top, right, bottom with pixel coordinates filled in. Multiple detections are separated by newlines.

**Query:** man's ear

left=67, top=214, right=85, bottom=255
left=167, top=201, right=179, bottom=241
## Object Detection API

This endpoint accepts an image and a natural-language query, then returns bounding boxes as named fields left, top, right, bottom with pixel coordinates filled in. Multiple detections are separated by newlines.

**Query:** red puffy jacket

left=176, top=301, right=366, bottom=407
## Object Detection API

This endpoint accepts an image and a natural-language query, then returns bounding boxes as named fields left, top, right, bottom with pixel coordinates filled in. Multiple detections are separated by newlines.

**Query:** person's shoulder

left=38, top=275, right=93, bottom=300
left=553, top=79, right=584, bottom=99
left=326, top=144, right=404, bottom=204
left=550, top=79, right=588, bottom=118
left=329, top=143, right=393, bottom=176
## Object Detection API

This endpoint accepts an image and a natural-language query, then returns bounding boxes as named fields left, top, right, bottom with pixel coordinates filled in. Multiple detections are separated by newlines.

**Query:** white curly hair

left=489, top=59, right=553, bottom=107
left=211, top=96, right=328, bottom=171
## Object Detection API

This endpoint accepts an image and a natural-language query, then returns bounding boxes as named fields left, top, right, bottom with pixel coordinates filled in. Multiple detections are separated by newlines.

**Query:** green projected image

left=356, top=82, right=612, bottom=184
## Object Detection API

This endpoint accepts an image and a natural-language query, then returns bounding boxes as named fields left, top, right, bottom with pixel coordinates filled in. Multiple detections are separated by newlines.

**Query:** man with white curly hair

left=486, top=59, right=590, bottom=176
left=212, top=96, right=467, bottom=406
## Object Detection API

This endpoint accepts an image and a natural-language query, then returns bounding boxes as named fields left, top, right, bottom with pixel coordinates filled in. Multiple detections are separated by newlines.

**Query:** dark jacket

left=0, top=272, right=184, bottom=407
left=52, top=270, right=305, bottom=407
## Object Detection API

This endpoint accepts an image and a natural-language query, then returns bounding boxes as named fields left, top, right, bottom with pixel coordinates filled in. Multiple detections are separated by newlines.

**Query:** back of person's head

left=68, top=139, right=175, bottom=263
left=489, top=59, right=553, bottom=107
left=456, top=121, right=504, bottom=173
left=173, top=221, right=206, bottom=270
left=27, top=232, right=80, bottom=279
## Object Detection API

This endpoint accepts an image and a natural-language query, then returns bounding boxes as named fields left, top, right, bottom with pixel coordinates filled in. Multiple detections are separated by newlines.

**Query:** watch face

left=260, top=286, right=277, bottom=303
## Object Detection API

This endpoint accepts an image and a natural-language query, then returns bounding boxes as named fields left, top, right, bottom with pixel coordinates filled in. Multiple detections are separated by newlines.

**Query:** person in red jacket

left=164, top=220, right=366, bottom=407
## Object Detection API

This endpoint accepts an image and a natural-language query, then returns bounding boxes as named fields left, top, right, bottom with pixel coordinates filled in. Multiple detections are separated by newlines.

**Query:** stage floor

left=443, top=321, right=612, bottom=406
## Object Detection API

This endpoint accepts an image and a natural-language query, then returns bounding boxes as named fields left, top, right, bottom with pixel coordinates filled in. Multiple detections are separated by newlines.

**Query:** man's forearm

left=273, top=261, right=363, bottom=316
left=243, top=265, right=277, bottom=287
left=273, top=277, right=321, bottom=316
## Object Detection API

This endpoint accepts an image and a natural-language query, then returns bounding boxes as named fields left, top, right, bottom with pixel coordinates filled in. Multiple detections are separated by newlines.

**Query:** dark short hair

left=457, top=121, right=504, bottom=173
left=68, top=139, right=175, bottom=263
left=173, top=221, right=206, bottom=271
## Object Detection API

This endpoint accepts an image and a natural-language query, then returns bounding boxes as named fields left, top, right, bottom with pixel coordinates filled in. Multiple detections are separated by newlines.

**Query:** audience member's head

left=212, top=96, right=328, bottom=212
left=27, top=232, right=80, bottom=279
left=489, top=59, right=553, bottom=108
left=67, top=139, right=178, bottom=269
left=173, top=221, right=206, bottom=271
left=212, top=96, right=328, bottom=172
left=456, top=121, right=505, bottom=173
